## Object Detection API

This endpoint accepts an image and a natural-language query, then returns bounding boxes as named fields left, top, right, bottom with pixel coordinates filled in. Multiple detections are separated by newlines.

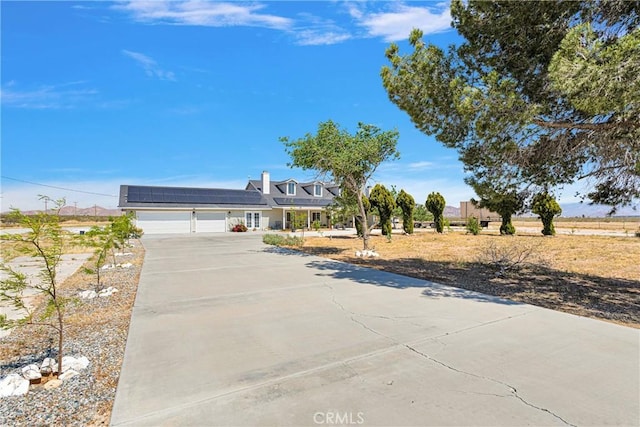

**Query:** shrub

left=262, top=234, right=303, bottom=247
left=635, top=230, right=640, bottom=238
left=477, top=240, right=546, bottom=276
left=396, top=189, right=415, bottom=234
left=466, top=216, right=480, bottom=235
left=426, top=192, right=446, bottom=233
left=231, top=223, right=248, bottom=232
left=531, top=192, right=562, bottom=236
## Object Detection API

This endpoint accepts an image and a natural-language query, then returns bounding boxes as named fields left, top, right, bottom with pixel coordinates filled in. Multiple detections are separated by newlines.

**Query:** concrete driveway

left=111, top=234, right=639, bottom=426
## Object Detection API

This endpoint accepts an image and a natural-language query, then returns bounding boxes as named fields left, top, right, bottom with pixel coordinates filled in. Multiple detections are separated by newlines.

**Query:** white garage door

left=196, top=212, right=226, bottom=233
left=137, top=211, right=191, bottom=234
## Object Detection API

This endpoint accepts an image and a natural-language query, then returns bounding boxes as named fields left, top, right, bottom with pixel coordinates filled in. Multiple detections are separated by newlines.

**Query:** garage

left=136, top=211, right=192, bottom=234
left=196, top=212, right=226, bottom=233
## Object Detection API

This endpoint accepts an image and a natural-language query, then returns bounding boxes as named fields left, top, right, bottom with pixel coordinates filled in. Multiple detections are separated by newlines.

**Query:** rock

left=58, top=369, right=79, bottom=381
left=79, top=290, right=98, bottom=299
left=21, top=364, right=42, bottom=381
left=355, top=251, right=362, bottom=257
left=43, top=379, right=63, bottom=390
left=115, top=252, right=133, bottom=256
left=98, top=287, right=119, bottom=297
left=41, top=357, right=58, bottom=374
left=61, top=356, right=90, bottom=372
left=119, top=262, right=133, bottom=269
left=0, top=374, right=30, bottom=397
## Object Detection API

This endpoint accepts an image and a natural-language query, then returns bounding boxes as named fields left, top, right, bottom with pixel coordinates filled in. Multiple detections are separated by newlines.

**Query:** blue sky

left=0, top=1, right=582, bottom=211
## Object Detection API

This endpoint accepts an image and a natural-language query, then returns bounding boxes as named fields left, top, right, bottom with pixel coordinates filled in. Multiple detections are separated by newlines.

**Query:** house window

left=314, top=184, right=322, bottom=197
left=245, top=212, right=261, bottom=229
left=312, top=212, right=321, bottom=222
left=287, top=182, right=296, bottom=195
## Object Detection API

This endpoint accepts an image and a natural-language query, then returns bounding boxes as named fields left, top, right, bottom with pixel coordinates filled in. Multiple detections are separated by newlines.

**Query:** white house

left=118, top=171, right=338, bottom=234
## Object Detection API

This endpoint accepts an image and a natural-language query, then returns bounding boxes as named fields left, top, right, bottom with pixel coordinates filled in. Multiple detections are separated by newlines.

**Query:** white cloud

left=295, top=30, right=352, bottom=46
left=407, top=161, right=435, bottom=170
left=122, top=50, right=176, bottom=81
left=114, top=1, right=292, bottom=30
left=354, top=3, right=452, bottom=42
left=0, top=81, right=98, bottom=109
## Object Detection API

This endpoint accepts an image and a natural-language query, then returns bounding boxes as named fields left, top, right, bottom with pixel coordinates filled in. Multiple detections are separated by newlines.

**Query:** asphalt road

left=111, top=233, right=639, bottom=426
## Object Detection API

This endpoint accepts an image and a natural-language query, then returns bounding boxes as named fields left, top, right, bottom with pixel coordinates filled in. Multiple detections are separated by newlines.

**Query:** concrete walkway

left=111, top=234, right=639, bottom=426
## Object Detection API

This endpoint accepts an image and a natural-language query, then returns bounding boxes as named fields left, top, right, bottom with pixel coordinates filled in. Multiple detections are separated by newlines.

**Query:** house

left=118, top=171, right=338, bottom=234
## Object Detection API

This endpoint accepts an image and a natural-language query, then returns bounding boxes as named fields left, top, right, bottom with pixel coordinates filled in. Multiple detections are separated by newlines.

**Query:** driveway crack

left=325, top=284, right=576, bottom=427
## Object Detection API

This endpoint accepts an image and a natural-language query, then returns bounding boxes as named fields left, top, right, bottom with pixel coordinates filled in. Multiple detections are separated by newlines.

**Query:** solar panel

left=126, top=186, right=267, bottom=205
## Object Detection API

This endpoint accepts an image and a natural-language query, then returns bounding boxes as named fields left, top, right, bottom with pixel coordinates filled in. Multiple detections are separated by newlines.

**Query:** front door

left=245, top=211, right=261, bottom=229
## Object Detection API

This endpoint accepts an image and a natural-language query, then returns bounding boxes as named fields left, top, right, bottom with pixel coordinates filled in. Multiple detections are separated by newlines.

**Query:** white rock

left=355, top=251, right=362, bottom=257
left=100, top=264, right=114, bottom=270
left=21, top=364, right=42, bottom=381
left=0, top=374, right=30, bottom=397
left=119, top=262, right=133, bottom=269
left=79, top=290, right=98, bottom=299
left=98, top=286, right=119, bottom=297
left=41, top=357, right=58, bottom=374
left=61, top=356, right=89, bottom=372
left=58, top=369, right=79, bottom=381
left=115, top=252, right=133, bottom=256
left=43, top=379, right=62, bottom=390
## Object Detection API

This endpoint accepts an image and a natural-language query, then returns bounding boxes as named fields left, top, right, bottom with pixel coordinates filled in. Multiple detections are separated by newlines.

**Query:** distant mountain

left=558, top=202, right=638, bottom=218
left=443, top=206, right=461, bottom=217
left=4, top=206, right=122, bottom=217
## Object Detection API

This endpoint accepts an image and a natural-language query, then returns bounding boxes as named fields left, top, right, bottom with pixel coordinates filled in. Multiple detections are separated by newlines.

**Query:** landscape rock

left=61, top=356, right=90, bottom=372
left=58, top=369, right=79, bottom=381
left=119, top=263, right=133, bottom=269
left=355, top=250, right=379, bottom=258
left=41, top=357, right=58, bottom=374
left=98, top=287, right=119, bottom=297
left=21, top=364, right=42, bottom=381
left=79, top=290, right=98, bottom=299
left=0, top=374, right=30, bottom=397
left=115, top=252, right=133, bottom=257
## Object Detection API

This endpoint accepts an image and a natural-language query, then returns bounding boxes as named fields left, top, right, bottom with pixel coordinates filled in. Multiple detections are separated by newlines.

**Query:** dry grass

left=300, top=229, right=640, bottom=328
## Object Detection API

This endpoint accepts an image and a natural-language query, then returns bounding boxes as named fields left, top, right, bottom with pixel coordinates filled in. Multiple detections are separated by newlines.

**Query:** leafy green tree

left=110, top=212, right=142, bottom=251
left=413, top=204, right=433, bottom=222
left=531, top=192, right=563, bottom=236
left=382, top=0, right=640, bottom=211
left=0, top=198, right=69, bottom=375
left=425, top=192, right=446, bottom=233
left=396, top=189, right=415, bottom=234
left=281, top=120, right=400, bottom=249
left=369, top=184, right=396, bottom=236
left=81, top=225, right=114, bottom=291
left=469, top=180, right=526, bottom=235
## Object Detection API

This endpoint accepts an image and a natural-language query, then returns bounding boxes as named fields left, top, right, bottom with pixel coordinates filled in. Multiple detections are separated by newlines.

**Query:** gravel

left=0, top=240, right=144, bottom=426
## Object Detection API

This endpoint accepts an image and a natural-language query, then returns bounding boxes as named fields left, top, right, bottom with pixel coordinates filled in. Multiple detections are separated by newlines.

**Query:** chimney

left=261, top=171, right=270, bottom=194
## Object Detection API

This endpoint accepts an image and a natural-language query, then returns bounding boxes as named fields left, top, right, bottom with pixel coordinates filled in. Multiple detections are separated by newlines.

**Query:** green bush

left=262, top=234, right=304, bottom=247
left=466, top=217, right=480, bottom=235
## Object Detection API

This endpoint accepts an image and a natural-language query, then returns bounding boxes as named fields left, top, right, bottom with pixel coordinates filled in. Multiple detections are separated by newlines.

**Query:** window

left=312, top=212, right=321, bottom=222
left=314, top=184, right=322, bottom=197
left=287, top=182, right=296, bottom=195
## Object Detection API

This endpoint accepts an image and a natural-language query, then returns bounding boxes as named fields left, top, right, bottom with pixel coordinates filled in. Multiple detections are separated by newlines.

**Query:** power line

left=1, top=176, right=118, bottom=198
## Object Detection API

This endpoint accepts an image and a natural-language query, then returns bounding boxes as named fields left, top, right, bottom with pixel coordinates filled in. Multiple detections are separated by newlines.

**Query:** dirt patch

left=299, top=231, right=640, bottom=328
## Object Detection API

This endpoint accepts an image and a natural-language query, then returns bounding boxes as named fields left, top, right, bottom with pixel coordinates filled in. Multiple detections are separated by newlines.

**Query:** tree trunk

left=57, top=306, right=64, bottom=375
left=356, top=192, right=369, bottom=250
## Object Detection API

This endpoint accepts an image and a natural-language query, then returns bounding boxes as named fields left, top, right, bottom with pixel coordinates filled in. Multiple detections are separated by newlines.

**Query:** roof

left=118, top=185, right=269, bottom=209
left=246, top=179, right=339, bottom=206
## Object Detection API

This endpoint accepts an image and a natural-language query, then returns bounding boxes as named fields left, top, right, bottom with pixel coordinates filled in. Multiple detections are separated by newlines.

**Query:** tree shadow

left=303, top=258, right=522, bottom=306
left=264, top=245, right=640, bottom=325
left=323, top=256, right=640, bottom=326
